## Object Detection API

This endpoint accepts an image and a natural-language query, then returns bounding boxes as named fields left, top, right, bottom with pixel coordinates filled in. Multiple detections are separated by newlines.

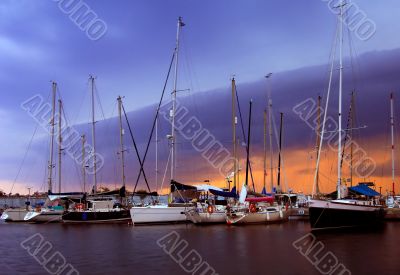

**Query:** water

left=0, top=220, right=399, bottom=275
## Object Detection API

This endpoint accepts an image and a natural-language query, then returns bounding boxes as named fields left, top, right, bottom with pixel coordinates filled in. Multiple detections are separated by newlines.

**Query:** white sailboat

left=130, top=17, right=195, bottom=224
left=308, top=0, right=385, bottom=230
left=184, top=184, right=233, bottom=224
left=25, top=83, right=65, bottom=223
left=1, top=202, right=31, bottom=222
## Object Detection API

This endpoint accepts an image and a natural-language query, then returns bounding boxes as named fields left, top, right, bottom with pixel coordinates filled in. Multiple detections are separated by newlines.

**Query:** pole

left=391, top=92, right=395, bottom=195
left=350, top=91, right=354, bottom=187
left=232, top=77, right=237, bottom=191
left=263, top=109, right=267, bottom=191
left=90, top=75, right=97, bottom=194
left=58, top=99, right=62, bottom=193
left=82, top=135, right=86, bottom=193
left=268, top=99, right=274, bottom=192
left=337, top=0, right=344, bottom=199
left=47, top=82, right=56, bottom=194
left=155, top=113, right=159, bottom=189
left=170, top=17, right=184, bottom=181
left=117, top=96, right=126, bottom=188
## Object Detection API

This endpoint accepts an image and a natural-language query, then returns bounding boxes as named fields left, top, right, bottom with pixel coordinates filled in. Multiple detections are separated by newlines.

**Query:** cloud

left=2, top=47, right=400, bottom=194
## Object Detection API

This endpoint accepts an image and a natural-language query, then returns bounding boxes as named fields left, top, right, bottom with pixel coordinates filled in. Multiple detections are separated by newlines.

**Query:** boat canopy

left=48, top=192, right=86, bottom=201
left=195, top=184, right=223, bottom=192
left=209, top=187, right=237, bottom=198
left=348, top=184, right=380, bottom=197
left=170, top=180, right=197, bottom=192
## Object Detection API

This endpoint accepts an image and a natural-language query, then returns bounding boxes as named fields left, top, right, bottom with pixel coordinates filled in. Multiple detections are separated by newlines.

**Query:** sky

left=1, top=0, right=400, bottom=195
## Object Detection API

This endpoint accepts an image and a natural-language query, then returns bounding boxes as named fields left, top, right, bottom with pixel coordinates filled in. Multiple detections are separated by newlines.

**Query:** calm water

left=0, top=220, right=399, bottom=275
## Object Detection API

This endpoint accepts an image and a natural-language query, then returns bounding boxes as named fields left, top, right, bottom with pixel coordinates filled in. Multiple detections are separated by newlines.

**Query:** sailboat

left=130, top=17, right=197, bottom=225
left=0, top=188, right=33, bottom=222
left=185, top=78, right=240, bottom=224
left=308, top=1, right=385, bottom=230
left=226, top=100, right=288, bottom=225
left=62, top=77, right=131, bottom=223
left=25, top=86, right=69, bottom=223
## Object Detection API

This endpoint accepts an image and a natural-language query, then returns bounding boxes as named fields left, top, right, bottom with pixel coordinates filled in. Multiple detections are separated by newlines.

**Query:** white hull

left=186, top=210, right=226, bottom=224
left=24, top=210, right=63, bottom=223
left=130, top=205, right=191, bottom=224
left=227, top=208, right=288, bottom=224
left=0, top=208, right=30, bottom=222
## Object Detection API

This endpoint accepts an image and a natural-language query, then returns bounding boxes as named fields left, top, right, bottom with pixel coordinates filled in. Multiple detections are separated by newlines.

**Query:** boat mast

left=268, top=99, right=274, bottom=192
left=391, top=92, right=395, bottom=195
left=315, top=96, right=321, bottom=194
left=47, top=81, right=57, bottom=194
left=350, top=91, right=355, bottom=187
left=232, top=77, right=237, bottom=191
left=263, top=108, right=267, bottom=192
left=81, top=135, right=86, bottom=193
left=155, top=111, right=159, bottom=189
left=58, top=99, right=62, bottom=193
left=170, top=16, right=184, bottom=181
left=117, top=96, right=126, bottom=188
left=90, top=75, right=97, bottom=194
left=277, top=112, right=283, bottom=191
left=337, top=0, right=344, bottom=199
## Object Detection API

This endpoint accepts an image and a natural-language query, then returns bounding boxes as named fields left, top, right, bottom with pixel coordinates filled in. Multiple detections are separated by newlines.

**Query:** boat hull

left=309, top=200, right=385, bottom=230
left=0, top=208, right=29, bottom=222
left=130, top=206, right=189, bottom=224
left=24, top=210, right=63, bottom=223
left=186, top=210, right=226, bottom=224
left=226, top=209, right=288, bottom=224
left=62, top=210, right=131, bottom=223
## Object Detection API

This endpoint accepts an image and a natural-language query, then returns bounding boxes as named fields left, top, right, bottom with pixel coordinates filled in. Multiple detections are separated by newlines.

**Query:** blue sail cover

left=349, top=184, right=380, bottom=197
left=209, top=187, right=238, bottom=198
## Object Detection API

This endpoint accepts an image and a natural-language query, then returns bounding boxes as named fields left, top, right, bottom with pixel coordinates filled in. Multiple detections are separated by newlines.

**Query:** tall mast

left=117, top=96, right=126, bottom=188
left=58, top=99, right=62, bottom=193
left=47, top=81, right=57, bottom=193
left=231, top=77, right=237, bottom=190
left=82, top=135, right=86, bottom=193
left=277, top=112, right=283, bottom=190
left=350, top=91, right=355, bottom=187
left=170, top=16, right=185, bottom=181
left=337, top=0, right=344, bottom=199
left=268, top=99, right=274, bottom=192
left=155, top=112, right=159, bottom=189
left=90, top=75, right=97, bottom=194
left=263, top=109, right=267, bottom=191
left=391, top=92, right=395, bottom=195
left=315, top=96, right=322, bottom=194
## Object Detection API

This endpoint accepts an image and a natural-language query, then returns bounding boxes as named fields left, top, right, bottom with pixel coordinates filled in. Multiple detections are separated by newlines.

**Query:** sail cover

left=209, top=187, right=238, bottom=198
left=170, top=180, right=197, bottom=192
left=348, top=184, right=380, bottom=197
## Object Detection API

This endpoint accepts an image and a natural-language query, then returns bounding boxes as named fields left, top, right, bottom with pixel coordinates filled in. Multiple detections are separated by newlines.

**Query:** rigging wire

left=133, top=52, right=175, bottom=191
left=234, top=83, right=256, bottom=191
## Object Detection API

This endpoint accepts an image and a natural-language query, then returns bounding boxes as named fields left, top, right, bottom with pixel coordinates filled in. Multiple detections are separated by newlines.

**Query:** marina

left=1, top=0, right=399, bottom=274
